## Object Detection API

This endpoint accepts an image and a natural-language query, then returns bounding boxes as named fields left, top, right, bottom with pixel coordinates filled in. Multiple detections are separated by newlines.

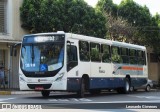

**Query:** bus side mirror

left=10, top=42, right=21, bottom=57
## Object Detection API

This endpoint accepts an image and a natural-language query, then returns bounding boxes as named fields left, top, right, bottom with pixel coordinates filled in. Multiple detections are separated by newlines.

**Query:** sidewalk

left=0, top=89, right=40, bottom=95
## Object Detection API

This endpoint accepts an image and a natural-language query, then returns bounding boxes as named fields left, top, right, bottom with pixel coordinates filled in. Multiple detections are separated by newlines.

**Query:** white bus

left=19, top=31, right=148, bottom=97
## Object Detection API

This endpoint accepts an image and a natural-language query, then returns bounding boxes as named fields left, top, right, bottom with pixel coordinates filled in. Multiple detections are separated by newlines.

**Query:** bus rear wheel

left=123, top=78, right=130, bottom=94
left=117, top=78, right=130, bottom=94
left=41, top=90, right=50, bottom=97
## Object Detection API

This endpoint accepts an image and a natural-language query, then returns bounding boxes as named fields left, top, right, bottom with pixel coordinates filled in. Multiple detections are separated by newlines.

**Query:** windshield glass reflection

left=21, top=43, right=64, bottom=72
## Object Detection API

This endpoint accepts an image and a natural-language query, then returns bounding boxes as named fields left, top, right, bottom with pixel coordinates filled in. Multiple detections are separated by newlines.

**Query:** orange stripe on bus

left=122, top=66, right=143, bottom=71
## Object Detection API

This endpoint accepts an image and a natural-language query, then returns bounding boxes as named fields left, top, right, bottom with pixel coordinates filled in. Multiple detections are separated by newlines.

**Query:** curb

left=0, top=91, right=11, bottom=95
left=0, top=91, right=39, bottom=95
left=11, top=91, right=40, bottom=95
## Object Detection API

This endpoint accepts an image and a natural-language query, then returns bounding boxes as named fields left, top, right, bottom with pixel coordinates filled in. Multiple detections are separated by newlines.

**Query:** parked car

left=131, top=79, right=153, bottom=92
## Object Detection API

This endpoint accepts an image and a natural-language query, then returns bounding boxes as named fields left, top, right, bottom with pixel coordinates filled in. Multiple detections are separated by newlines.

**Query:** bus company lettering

left=99, top=69, right=105, bottom=73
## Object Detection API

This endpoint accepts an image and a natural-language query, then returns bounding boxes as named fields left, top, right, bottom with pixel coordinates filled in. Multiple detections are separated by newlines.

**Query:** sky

left=84, top=0, right=160, bottom=15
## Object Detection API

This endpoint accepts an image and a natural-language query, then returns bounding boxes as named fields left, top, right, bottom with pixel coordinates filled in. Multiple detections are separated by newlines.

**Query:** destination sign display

left=23, top=35, right=65, bottom=43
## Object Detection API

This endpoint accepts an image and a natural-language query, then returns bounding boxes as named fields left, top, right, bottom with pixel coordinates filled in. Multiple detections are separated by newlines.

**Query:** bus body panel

left=19, top=67, right=68, bottom=90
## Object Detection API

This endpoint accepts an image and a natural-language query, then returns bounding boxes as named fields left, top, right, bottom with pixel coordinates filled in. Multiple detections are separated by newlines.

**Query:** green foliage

left=90, top=48, right=100, bottom=61
left=96, top=0, right=118, bottom=17
left=118, top=0, right=159, bottom=46
left=111, top=54, right=122, bottom=63
left=111, top=48, right=122, bottom=63
left=21, top=0, right=160, bottom=54
left=97, top=0, right=160, bottom=54
left=153, top=13, right=160, bottom=27
left=102, top=51, right=110, bottom=62
left=20, top=0, right=107, bottom=38
left=97, top=0, right=135, bottom=42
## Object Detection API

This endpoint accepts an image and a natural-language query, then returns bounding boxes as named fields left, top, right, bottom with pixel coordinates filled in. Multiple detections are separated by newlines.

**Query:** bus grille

left=27, top=84, right=52, bottom=89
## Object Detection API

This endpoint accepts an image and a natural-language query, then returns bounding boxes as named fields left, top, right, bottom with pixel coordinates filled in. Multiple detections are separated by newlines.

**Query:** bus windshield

left=20, top=35, right=64, bottom=73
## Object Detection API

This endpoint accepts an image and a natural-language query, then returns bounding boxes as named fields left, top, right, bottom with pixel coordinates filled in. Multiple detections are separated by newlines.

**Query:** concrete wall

left=147, top=48, right=160, bottom=82
left=148, top=63, right=159, bottom=81
left=10, top=0, right=27, bottom=40
left=0, top=0, right=28, bottom=89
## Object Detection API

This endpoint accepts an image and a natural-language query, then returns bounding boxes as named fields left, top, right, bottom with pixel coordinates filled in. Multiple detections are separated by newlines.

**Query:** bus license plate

left=35, top=87, right=44, bottom=90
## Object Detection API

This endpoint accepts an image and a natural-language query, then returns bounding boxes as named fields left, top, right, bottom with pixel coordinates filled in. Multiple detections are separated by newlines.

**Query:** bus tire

left=41, top=90, right=50, bottom=97
left=77, top=78, right=85, bottom=98
left=123, top=78, right=130, bottom=94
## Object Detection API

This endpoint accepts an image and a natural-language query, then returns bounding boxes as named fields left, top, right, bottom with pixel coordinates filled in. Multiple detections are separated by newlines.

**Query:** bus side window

left=143, top=51, right=146, bottom=65
left=137, top=50, right=146, bottom=65
left=101, top=44, right=111, bottom=63
left=111, top=46, right=122, bottom=63
left=67, top=45, right=78, bottom=71
left=121, top=47, right=129, bottom=64
left=90, top=43, right=101, bottom=62
left=129, top=49, right=137, bottom=64
left=79, top=41, right=90, bottom=61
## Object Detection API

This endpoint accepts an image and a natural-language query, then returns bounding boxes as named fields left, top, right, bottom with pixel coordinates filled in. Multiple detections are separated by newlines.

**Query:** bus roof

left=23, top=32, right=146, bottom=51
left=23, top=32, right=65, bottom=37
left=66, top=33, right=146, bottom=51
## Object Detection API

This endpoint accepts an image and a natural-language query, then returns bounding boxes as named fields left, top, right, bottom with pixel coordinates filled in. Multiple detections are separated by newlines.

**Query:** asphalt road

left=0, top=90, right=159, bottom=111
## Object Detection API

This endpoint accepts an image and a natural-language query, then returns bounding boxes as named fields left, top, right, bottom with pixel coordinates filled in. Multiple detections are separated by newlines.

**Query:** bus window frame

left=79, top=41, right=90, bottom=62
left=111, top=46, right=122, bottom=63
left=121, top=47, right=129, bottom=64
left=101, top=44, right=111, bottom=63
left=90, top=42, right=101, bottom=62
left=67, top=45, right=78, bottom=72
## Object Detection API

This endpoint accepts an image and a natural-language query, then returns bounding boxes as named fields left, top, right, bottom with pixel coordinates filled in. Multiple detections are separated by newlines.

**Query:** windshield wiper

left=31, top=44, right=35, bottom=63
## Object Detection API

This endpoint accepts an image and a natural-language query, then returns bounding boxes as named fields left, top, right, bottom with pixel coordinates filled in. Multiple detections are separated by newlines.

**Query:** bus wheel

left=77, top=78, right=85, bottom=98
left=41, top=90, right=50, bottom=97
left=123, top=78, right=130, bottom=94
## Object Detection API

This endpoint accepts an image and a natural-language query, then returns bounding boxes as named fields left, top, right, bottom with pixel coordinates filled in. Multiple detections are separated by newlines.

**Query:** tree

left=96, top=0, right=136, bottom=42
left=96, top=0, right=118, bottom=17
left=118, top=0, right=159, bottom=46
left=97, top=0, right=160, bottom=55
left=20, top=0, right=107, bottom=38
left=153, top=13, right=160, bottom=27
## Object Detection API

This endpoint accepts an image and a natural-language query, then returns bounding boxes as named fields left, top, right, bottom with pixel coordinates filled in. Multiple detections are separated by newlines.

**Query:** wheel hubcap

left=126, top=81, right=129, bottom=91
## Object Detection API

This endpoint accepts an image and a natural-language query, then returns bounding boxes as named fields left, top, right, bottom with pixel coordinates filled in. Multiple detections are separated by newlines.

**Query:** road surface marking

left=84, top=100, right=160, bottom=103
left=49, top=98, right=92, bottom=102
left=128, top=95, right=160, bottom=100
left=0, top=98, right=15, bottom=102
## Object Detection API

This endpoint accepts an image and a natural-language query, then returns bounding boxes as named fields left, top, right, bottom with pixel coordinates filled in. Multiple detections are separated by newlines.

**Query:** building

left=0, top=0, right=159, bottom=89
left=147, top=48, right=160, bottom=83
left=0, top=0, right=26, bottom=89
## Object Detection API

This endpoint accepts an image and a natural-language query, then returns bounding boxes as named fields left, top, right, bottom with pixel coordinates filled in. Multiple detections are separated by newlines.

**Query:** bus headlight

left=55, top=72, right=64, bottom=81
left=19, top=76, right=26, bottom=82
